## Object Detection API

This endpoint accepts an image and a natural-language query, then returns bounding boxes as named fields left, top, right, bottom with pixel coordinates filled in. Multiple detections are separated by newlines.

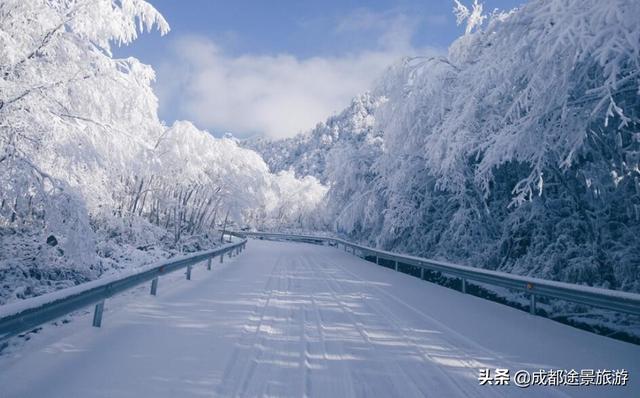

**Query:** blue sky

left=115, top=0, right=524, bottom=139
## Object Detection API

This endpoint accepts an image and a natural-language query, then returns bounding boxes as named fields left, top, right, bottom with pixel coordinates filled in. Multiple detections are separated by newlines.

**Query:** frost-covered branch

left=453, top=0, right=486, bottom=34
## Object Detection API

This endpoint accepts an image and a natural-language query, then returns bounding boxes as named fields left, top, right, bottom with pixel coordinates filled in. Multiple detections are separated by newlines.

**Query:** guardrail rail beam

left=0, top=238, right=247, bottom=342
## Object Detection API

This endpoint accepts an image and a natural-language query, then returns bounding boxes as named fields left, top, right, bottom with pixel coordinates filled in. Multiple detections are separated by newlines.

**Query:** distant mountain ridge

left=243, top=93, right=384, bottom=183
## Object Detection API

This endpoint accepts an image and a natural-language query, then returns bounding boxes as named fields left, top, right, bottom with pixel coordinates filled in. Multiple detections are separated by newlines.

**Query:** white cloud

left=155, top=10, right=440, bottom=139
left=334, top=8, right=420, bottom=52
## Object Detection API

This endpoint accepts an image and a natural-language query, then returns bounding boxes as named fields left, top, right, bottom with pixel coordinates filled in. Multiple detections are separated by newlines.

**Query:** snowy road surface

left=0, top=239, right=638, bottom=398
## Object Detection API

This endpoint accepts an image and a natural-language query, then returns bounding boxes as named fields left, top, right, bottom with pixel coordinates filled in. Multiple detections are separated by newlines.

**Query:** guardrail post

left=220, top=253, right=224, bottom=263
left=92, top=300, right=105, bottom=328
left=186, top=265, right=192, bottom=280
left=150, top=277, right=159, bottom=295
left=376, top=256, right=379, bottom=265
left=207, top=258, right=212, bottom=270
left=420, top=267, right=424, bottom=280
left=530, top=294, right=536, bottom=315
left=394, top=260, right=398, bottom=271
left=461, top=278, right=467, bottom=294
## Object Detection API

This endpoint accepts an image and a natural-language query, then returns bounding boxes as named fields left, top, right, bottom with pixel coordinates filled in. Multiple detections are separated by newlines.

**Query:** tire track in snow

left=303, top=256, right=358, bottom=398
left=218, top=242, right=571, bottom=397
left=235, top=260, right=288, bottom=398
left=320, top=254, right=503, bottom=397
left=304, top=251, right=429, bottom=397
left=327, top=251, right=572, bottom=398
left=216, top=253, right=284, bottom=397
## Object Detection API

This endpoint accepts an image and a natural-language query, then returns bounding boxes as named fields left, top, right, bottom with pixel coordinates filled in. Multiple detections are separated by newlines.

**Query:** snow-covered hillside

left=0, top=0, right=326, bottom=304
left=245, top=93, right=384, bottom=183
left=249, top=0, right=640, bottom=299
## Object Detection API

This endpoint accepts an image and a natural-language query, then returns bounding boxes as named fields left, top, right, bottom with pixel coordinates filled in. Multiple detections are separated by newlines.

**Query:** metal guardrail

left=227, top=231, right=640, bottom=317
left=0, top=239, right=247, bottom=341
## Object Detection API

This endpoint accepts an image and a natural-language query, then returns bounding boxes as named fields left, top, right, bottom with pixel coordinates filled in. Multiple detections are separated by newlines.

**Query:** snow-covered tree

left=0, top=0, right=168, bottom=277
left=0, top=1, right=327, bottom=304
left=245, top=93, right=384, bottom=183
left=312, top=0, right=640, bottom=292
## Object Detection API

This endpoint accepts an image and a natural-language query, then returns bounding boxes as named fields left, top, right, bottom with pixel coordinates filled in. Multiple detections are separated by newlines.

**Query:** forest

left=0, top=0, right=325, bottom=304
left=1, top=0, right=638, bottom=338
left=253, top=0, right=640, bottom=297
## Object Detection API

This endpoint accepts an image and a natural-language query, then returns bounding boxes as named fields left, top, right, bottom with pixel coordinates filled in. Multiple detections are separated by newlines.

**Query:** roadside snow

left=0, top=240, right=637, bottom=398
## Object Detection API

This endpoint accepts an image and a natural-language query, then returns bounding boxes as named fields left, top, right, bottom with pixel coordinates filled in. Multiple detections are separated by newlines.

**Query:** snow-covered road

left=0, top=240, right=638, bottom=398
